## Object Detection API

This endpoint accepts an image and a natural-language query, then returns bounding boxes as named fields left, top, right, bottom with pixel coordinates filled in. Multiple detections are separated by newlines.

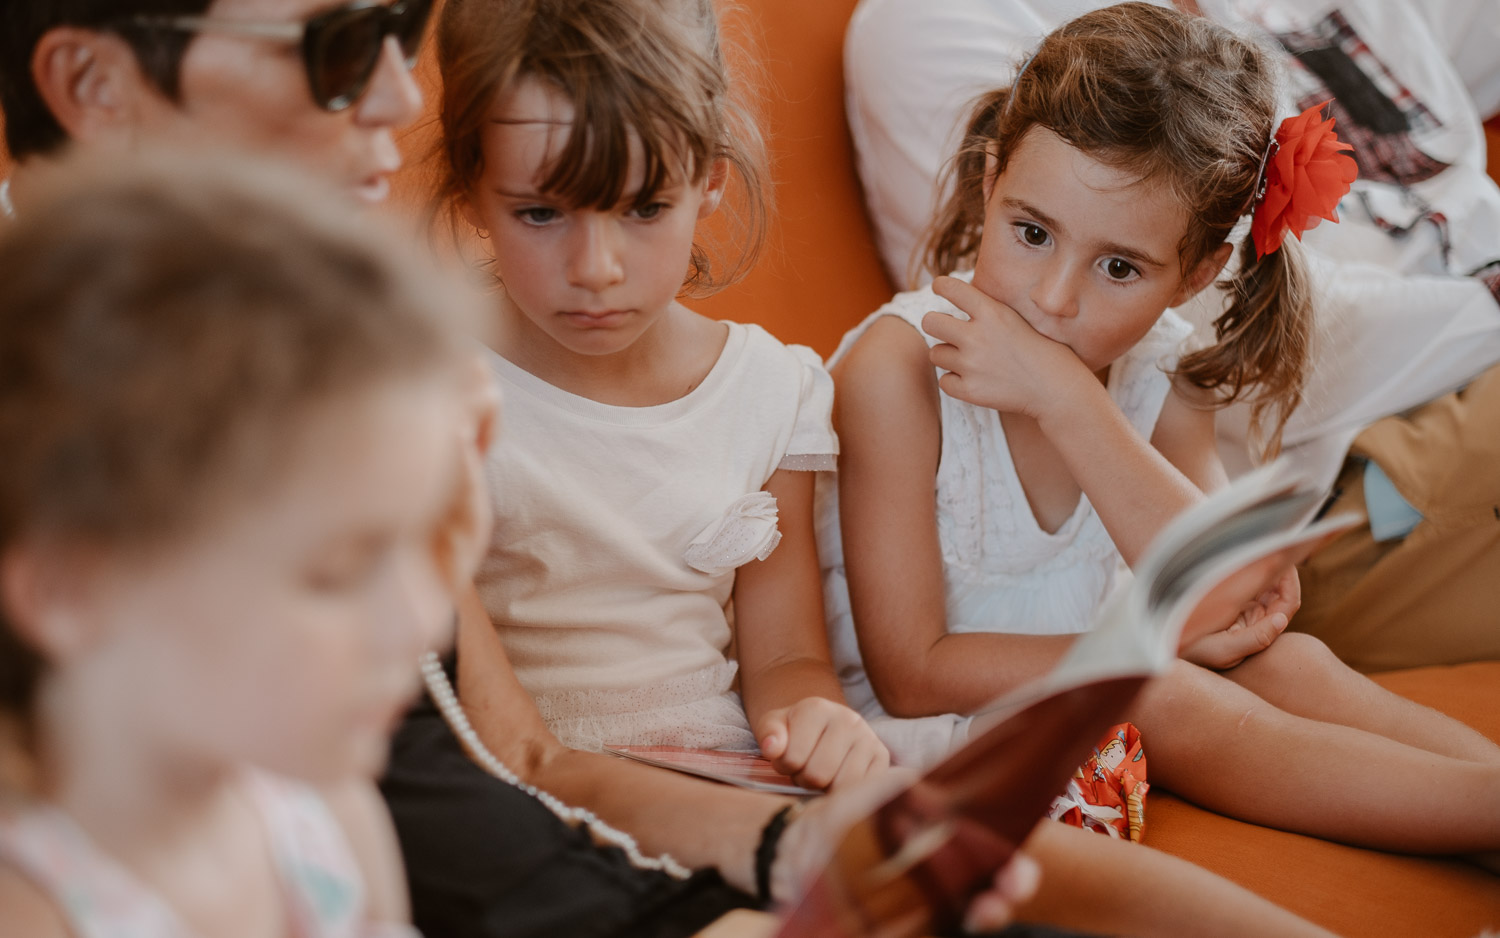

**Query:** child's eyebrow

left=1003, top=197, right=1169, bottom=270
left=488, top=117, right=570, bottom=126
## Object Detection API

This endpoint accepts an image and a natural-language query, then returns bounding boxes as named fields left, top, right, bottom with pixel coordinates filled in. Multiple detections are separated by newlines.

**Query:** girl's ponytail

left=1178, top=238, right=1315, bottom=457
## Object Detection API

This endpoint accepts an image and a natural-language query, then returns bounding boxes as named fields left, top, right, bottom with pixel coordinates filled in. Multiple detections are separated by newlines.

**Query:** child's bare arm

left=834, top=316, right=1075, bottom=717
left=453, top=583, right=787, bottom=892
left=734, top=468, right=889, bottom=789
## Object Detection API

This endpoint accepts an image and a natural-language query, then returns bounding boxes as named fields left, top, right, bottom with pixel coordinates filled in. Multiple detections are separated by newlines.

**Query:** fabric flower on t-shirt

left=684, top=491, right=782, bottom=576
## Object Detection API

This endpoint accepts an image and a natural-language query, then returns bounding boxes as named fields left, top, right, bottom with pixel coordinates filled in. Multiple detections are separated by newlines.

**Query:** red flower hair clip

left=1249, top=101, right=1359, bottom=257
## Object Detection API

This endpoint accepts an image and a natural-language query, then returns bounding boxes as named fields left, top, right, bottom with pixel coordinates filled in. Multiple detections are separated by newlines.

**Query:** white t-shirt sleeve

left=777, top=344, right=839, bottom=472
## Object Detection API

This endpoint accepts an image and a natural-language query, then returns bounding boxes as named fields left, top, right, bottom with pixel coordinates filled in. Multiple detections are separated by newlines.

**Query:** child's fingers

left=931, top=274, right=992, bottom=319
left=1200, top=613, right=1288, bottom=669
left=758, top=710, right=790, bottom=760
left=936, top=369, right=971, bottom=401
left=770, top=708, right=824, bottom=776
left=829, top=737, right=892, bottom=791
left=920, top=308, right=967, bottom=346
left=928, top=340, right=963, bottom=374
left=962, top=852, right=1041, bottom=933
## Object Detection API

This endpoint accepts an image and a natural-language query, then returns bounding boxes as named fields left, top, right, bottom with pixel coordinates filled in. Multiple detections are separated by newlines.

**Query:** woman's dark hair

left=0, top=0, right=214, bottom=159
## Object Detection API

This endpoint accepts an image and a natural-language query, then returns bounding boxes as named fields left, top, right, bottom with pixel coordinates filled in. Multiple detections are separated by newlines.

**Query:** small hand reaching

left=757, top=697, right=891, bottom=792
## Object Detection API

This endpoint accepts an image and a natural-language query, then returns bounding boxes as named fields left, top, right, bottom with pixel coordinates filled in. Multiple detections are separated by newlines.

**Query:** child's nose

left=567, top=218, right=626, bottom=292
left=1030, top=256, right=1080, bottom=319
left=376, top=554, right=450, bottom=662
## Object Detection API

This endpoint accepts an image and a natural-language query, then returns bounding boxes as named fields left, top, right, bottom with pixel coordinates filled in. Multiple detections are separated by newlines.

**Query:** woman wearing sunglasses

left=1, top=0, right=428, bottom=211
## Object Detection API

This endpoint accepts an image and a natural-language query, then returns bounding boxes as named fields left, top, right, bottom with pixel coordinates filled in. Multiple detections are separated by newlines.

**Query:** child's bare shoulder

left=833, top=315, right=941, bottom=447
left=833, top=314, right=930, bottom=387
left=0, top=866, right=71, bottom=938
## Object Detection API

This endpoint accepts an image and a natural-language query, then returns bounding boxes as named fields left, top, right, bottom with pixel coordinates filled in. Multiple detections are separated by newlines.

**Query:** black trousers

left=380, top=690, right=757, bottom=938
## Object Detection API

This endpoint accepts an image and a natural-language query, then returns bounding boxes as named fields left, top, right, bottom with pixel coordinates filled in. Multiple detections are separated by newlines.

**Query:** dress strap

left=242, top=774, right=372, bottom=938
left=0, top=804, right=190, bottom=938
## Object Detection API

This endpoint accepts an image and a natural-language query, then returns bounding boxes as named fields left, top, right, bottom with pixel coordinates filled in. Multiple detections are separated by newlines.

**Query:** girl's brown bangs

left=531, top=69, right=714, bottom=211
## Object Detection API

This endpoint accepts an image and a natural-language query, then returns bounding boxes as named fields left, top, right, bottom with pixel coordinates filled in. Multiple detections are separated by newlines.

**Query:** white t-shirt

left=476, top=321, right=838, bottom=751
left=845, top=0, right=1500, bottom=486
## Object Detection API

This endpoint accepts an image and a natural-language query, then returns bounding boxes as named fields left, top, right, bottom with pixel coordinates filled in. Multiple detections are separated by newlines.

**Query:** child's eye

left=515, top=206, right=560, bottom=226
left=629, top=202, right=669, bottom=221
left=305, top=544, right=388, bottom=594
left=1101, top=258, right=1140, bottom=282
left=1013, top=222, right=1050, bottom=247
left=305, top=563, right=376, bottom=595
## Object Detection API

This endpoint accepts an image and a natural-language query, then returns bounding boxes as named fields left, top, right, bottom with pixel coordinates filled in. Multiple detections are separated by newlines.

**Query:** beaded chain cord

left=418, top=651, right=693, bottom=880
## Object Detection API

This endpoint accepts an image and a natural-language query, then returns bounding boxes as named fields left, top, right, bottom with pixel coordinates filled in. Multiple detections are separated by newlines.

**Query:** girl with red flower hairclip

left=827, top=1, right=1500, bottom=867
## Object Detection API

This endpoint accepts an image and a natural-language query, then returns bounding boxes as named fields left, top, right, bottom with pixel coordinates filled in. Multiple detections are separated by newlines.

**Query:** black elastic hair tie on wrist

left=754, top=803, right=798, bottom=906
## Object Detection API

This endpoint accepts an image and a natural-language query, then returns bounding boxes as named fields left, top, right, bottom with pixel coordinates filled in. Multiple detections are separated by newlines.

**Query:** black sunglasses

left=132, top=0, right=433, bottom=112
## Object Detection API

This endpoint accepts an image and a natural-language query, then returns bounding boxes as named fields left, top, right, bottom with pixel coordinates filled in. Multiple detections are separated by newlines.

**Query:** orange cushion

left=1487, top=116, right=1500, bottom=190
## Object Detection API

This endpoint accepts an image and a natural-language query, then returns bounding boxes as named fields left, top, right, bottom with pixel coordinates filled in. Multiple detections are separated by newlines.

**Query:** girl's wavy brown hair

left=924, top=2, right=1312, bottom=453
left=433, top=0, right=768, bottom=296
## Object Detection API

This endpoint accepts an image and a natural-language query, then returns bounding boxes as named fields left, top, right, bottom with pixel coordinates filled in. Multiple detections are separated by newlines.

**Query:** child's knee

left=1235, top=631, right=1347, bottom=693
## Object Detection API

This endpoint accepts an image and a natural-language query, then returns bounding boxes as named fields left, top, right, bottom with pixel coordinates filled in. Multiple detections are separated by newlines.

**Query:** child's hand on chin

left=757, top=698, right=891, bottom=791
left=922, top=275, right=1096, bottom=420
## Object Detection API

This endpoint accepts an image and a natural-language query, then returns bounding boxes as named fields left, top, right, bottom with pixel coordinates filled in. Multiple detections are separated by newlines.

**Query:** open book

left=776, top=463, right=1358, bottom=936
left=605, top=746, right=818, bottom=796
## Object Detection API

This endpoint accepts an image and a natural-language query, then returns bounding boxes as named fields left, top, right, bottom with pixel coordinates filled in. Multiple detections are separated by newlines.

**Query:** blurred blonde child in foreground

left=0, top=155, right=493, bottom=937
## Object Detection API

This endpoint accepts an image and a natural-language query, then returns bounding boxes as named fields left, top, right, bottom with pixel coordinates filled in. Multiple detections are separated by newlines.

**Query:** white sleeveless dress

left=817, top=274, right=1194, bottom=766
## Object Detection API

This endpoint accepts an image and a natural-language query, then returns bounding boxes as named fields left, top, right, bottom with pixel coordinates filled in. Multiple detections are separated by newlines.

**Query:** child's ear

left=696, top=158, right=731, bottom=219
left=0, top=543, right=98, bottom=664
left=457, top=193, right=487, bottom=236
left=1171, top=242, right=1234, bottom=307
left=31, top=27, right=165, bottom=150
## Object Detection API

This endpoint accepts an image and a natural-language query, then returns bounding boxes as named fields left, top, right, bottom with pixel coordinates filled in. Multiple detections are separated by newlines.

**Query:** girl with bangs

left=431, top=0, right=889, bottom=790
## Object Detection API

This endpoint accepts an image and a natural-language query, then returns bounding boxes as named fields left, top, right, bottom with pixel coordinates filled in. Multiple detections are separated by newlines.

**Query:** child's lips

left=561, top=309, right=630, bottom=326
